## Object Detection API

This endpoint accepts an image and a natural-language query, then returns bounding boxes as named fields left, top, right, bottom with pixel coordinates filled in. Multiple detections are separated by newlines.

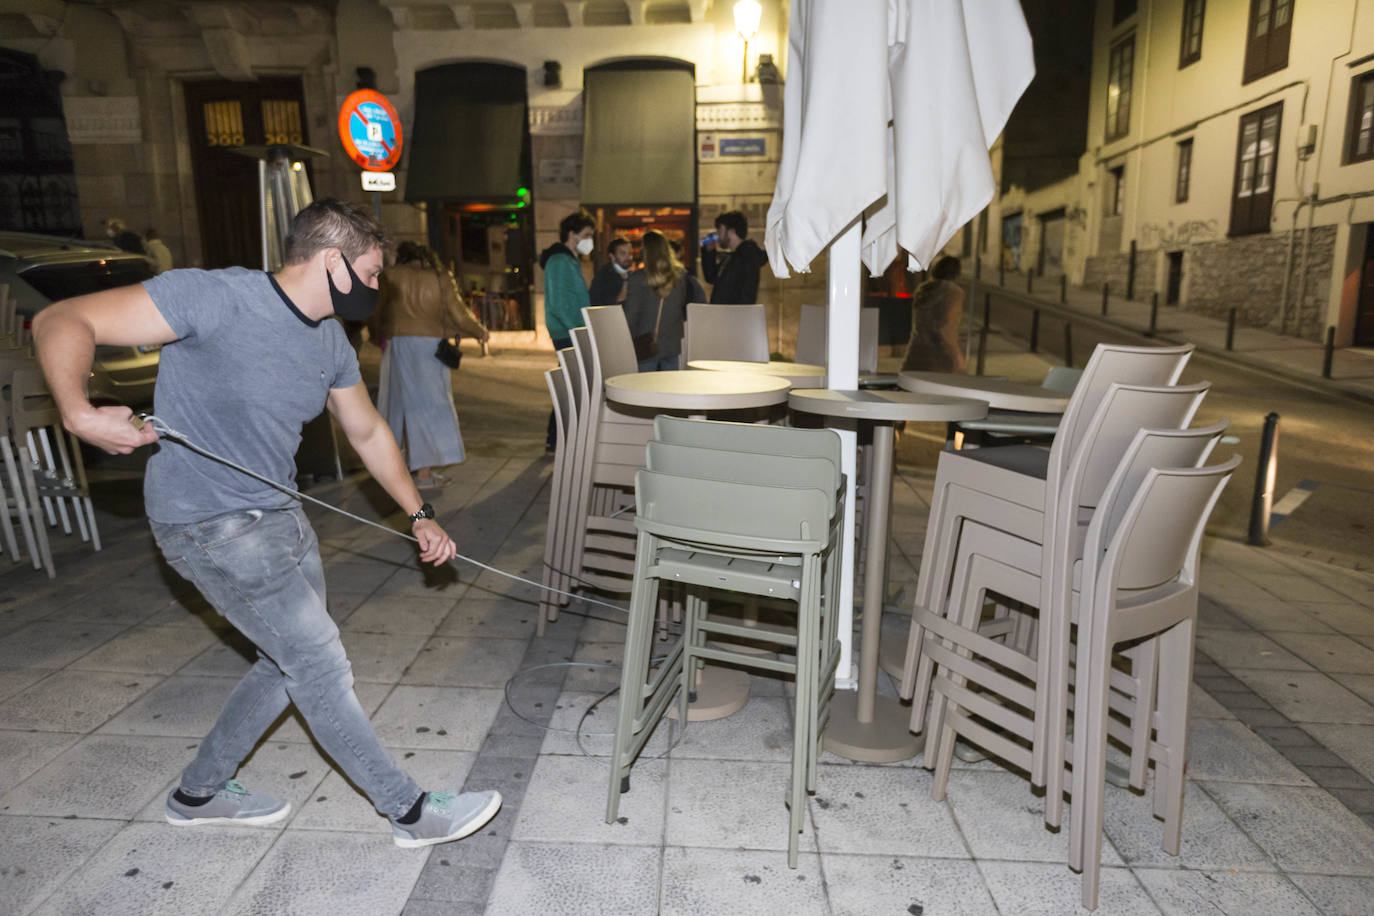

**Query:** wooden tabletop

left=687, top=359, right=827, bottom=389
left=788, top=388, right=988, bottom=423
left=604, top=370, right=790, bottom=411
left=897, top=371, right=1070, bottom=413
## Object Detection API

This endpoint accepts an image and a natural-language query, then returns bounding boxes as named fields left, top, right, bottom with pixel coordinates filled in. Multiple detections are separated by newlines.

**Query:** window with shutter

left=1347, top=71, right=1374, bottom=164
left=1179, top=0, right=1205, bottom=68
left=1106, top=35, right=1134, bottom=142
left=1244, top=0, right=1294, bottom=84
left=1176, top=139, right=1193, bottom=203
left=1230, top=103, right=1282, bottom=236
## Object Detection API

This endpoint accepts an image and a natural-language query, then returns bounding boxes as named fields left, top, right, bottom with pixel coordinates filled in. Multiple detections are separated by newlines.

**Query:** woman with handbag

left=372, top=243, right=489, bottom=490
left=625, top=230, right=703, bottom=372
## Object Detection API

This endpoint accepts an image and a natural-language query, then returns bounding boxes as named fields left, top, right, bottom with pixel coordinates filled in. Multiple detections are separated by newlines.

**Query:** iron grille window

left=1180, top=0, right=1205, bottom=68
left=1106, top=35, right=1134, bottom=142
left=1176, top=139, right=1194, bottom=203
left=1348, top=71, right=1374, bottom=164
left=1230, top=102, right=1282, bottom=236
left=1244, top=0, right=1294, bottom=84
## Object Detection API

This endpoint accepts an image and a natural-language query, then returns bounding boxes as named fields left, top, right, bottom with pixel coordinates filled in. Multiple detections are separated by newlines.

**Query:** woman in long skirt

left=371, top=243, right=489, bottom=490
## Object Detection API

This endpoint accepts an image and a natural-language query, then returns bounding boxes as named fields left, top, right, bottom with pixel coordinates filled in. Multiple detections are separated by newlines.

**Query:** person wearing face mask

left=539, top=209, right=596, bottom=451
left=700, top=210, right=769, bottom=305
left=370, top=242, right=489, bottom=490
left=31, top=198, right=502, bottom=850
left=589, top=237, right=633, bottom=306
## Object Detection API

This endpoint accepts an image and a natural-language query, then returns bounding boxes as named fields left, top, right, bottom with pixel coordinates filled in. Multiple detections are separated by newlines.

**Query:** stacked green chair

left=606, top=417, right=845, bottom=866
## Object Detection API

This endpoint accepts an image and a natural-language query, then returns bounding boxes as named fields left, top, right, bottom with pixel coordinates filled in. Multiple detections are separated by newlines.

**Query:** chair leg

left=1155, top=619, right=1194, bottom=856
left=607, top=534, right=659, bottom=823
left=1126, top=639, right=1159, bottom=791
left=1077, top=625, right=1115, bottom=911
left=899, top=477, right=957, bottom=698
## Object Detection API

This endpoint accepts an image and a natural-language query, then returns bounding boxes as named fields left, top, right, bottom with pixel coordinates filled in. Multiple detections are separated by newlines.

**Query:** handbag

left=633, top=295, right=665, bottom=363
left=433, top=270, right=463, bottom=369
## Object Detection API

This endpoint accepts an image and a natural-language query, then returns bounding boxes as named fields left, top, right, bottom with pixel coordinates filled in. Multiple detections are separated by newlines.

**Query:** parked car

left=1, top=231, right=159, bottom=407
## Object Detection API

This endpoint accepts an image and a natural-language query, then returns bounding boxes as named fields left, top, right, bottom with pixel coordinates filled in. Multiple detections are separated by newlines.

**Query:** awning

left=581, top=66, right=695, bottom=205
left=406, top=63, right=527, bottom=201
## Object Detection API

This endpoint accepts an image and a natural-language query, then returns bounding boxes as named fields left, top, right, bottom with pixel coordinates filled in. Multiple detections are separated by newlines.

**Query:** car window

left=20, top=257, right=155, bottom=302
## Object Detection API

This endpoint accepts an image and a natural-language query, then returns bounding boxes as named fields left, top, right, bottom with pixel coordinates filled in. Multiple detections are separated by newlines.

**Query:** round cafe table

left=687, top=359, right=827, bottom=390
left=897, top=370, right=1070, bottom=412
left=788, top=388, right=988, bottom=762
left=603, top=369, right=791, bottom=720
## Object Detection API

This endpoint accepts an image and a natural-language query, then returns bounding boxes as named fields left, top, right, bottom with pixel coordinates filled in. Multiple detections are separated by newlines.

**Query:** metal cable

left=137, top=413, right=630, bottom=614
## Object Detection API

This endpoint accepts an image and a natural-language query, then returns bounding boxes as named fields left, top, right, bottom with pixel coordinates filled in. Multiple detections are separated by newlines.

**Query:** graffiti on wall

left=1140, top=219, right=1219, bottom=249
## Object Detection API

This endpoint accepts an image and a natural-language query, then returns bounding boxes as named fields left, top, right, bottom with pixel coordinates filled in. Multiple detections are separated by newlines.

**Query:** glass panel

left=1254, top=0, right=1272, bottom=37
left=262, top=99, right=304, bottom=145
left=1256, top=112, right=1280, bottom=194
left=204, top=100, right=244, bottom=147
left=1238, top=120, right=1259, bottom=198
left=1274, top=0, right=1291, bottom=28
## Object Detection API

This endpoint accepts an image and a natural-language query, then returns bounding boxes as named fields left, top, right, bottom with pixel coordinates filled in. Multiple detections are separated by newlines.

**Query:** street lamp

left=734, top=0, right=762, bottom=83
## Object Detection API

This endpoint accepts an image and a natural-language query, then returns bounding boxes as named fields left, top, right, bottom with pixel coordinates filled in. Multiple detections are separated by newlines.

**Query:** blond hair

left=641, top=230, right=683, bottom=299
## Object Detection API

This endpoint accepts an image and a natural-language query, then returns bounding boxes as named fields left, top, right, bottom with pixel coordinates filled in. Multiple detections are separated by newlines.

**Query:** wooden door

left=183, top=78, right=307, bottom=269
left=1356, top=227, right=1374, bottom=347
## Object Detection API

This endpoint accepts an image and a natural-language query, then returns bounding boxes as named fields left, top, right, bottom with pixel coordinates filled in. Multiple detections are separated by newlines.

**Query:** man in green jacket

left=541, top=209, right=596, bottom=450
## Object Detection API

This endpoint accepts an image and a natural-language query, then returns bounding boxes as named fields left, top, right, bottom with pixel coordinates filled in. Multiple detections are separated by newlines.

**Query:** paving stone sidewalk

left=1, top=348, right=1372, bottom=914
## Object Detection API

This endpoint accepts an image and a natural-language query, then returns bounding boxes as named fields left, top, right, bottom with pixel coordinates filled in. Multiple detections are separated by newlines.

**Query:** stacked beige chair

left=899, top=343, right=1195, bottom=822
left=606, top=417, right=844, bottom=867
left=921, top=422, right=1237, bottom=908
left=539, top=363, right=574, bottom=634
left=794, top=304, right=880, bottom=373
left=1, top=348, right=47, bottom=571
left=8, top=366, right=101, bottom=577
left=682, top=303, right=769, bottom=364
left=1067, top=451, right=1239, bottom=908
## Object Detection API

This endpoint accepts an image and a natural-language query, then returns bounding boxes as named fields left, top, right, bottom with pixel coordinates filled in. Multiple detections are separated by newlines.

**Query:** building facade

left=1064, top=0, right=1374, bottom=345
left=1, top=0, right=824, bottom=348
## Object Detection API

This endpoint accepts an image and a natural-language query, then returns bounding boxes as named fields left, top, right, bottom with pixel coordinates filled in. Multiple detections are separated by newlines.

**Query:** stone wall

left=1083, top=248, right=1156, bottom=302
left=1184, top=226, right=1336, bottom=340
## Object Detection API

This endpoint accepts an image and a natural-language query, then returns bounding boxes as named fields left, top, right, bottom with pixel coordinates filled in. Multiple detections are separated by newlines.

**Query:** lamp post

left=734, top=0, right=762, bottom=83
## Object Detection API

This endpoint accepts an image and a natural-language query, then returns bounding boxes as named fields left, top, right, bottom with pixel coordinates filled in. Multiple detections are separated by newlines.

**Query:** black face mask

left=327, top=254, right=379, bottom=321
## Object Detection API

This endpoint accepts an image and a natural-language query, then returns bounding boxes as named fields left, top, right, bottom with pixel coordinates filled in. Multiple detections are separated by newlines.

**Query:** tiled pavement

left=3, top=353, right=1374, bottom=914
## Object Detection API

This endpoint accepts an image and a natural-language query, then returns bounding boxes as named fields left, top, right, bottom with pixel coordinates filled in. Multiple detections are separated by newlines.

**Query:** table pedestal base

left=822, top=691, right=924, bottom=763
left=666, top=665, right=750, bottom=722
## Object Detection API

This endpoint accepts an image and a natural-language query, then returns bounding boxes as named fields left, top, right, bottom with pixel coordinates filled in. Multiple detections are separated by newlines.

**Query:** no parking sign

left=338, top=89, right=403, bottom=172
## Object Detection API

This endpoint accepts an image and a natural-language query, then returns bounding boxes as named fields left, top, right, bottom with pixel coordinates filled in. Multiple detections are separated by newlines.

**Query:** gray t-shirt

left=142, top=267, right=361, bottom=523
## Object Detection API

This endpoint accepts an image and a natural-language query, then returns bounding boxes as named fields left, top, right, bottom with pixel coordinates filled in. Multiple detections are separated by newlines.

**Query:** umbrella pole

left=826, top=218, right=861, bottom=689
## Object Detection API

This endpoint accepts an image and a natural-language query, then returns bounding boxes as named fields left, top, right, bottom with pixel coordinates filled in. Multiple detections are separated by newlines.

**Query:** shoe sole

left=393, top=791, right=503, bottom=849
left=166, top=803, right=292, bottom=827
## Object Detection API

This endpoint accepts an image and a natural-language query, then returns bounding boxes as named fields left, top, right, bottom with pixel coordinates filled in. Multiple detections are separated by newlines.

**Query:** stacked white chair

left=683, top=303, right=770, bottom=364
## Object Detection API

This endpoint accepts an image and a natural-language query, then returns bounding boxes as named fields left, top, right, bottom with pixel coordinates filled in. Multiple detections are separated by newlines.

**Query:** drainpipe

left=1295, top=182, right=1319, bottom=339
left=1278, top=198, right=1302, bottom=335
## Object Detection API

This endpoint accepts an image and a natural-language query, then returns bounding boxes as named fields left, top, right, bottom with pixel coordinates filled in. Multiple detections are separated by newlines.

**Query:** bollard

left=1248, top=412, right=1280, bottom=547
left=983, top=291, right=991, bottom=328
left=1029, top=309, right=1040, bottom=352
left=1064, top=322, right=1074, bottom=369
left=1126, top=239, right=1137, bottom=300
left=1101, top=283, right=1109, bottom=316
left=1148, top=292, right=1159, bottom=337
left=1323, top=326, right=1336, bottom=379
left=1060, top=273, right=1067, bottom=304
left=1026, top=270, right=1034, bottom=294
left=999, top=263, right=1005, bottom=287
left=1226, top=308, right=1237, bottom=351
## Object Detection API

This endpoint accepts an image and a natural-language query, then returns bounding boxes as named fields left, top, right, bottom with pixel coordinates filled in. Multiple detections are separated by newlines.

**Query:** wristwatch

left=408, top=502, right=435, bottom=523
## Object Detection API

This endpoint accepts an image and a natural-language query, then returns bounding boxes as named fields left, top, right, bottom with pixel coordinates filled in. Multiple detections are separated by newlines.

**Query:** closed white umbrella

left=764, top=0, right=1035, bottom=688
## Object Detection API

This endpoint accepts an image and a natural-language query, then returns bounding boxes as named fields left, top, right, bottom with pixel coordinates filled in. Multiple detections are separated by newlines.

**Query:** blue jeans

left=151, top=506, right=421, bottom=818
left=637, top=354, right=679, bottom=372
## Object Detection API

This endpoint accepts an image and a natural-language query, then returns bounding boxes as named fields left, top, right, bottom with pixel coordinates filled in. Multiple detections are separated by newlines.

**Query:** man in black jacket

left=700, top=210, right=768, bottom=304
left=588, top=237, right=633, bottom=306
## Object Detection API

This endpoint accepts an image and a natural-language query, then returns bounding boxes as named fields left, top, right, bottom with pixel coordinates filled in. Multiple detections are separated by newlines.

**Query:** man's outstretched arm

left=326, top=381, right=457, bottom=566
left=32, top=285, right=177, bottom=454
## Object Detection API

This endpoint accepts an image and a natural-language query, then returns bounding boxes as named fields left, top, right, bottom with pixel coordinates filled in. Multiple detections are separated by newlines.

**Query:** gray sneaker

left=391, top=789, right=502, bottom=848
left=165, top=780, right=290, bottom=827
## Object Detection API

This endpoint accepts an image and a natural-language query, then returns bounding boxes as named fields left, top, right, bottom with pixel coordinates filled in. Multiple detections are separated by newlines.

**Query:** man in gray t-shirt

left=33, top=199, right=501, bottom=848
